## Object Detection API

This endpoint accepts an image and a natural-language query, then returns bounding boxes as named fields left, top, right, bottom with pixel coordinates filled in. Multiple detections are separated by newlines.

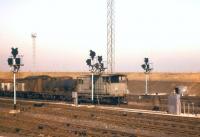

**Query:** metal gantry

left=107, top=0, right=115, bottom=73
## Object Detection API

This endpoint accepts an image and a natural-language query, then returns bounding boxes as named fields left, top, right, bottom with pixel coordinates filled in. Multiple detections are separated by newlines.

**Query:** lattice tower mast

left=107, top=0, right=115, bottom=73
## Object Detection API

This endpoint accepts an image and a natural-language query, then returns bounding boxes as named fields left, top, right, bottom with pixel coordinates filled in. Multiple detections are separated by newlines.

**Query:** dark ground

left=0, top=98, right=200, bottom=137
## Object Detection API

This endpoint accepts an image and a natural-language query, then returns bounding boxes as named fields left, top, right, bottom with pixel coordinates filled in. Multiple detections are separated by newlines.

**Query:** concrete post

left=183, top=102, right=185, bottom=114
left=13, top=72, right=16, bottom=109
left=145, top=74, right=148, bottom=95
left=192, top=103, right=194, bottom=115
left=92, top=73, right=94, bottom=103
left=188, top=103, right=190, bottom=114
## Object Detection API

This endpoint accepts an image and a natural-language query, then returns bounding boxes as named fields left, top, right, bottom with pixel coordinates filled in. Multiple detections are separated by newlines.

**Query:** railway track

left=0, top=98, right=200, bottom=137
left=0, top=107, right=136, bottom=137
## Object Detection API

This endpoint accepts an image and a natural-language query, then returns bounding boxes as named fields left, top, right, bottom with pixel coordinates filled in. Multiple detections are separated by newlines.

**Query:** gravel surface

left=0, top=98, right=200, bottom=137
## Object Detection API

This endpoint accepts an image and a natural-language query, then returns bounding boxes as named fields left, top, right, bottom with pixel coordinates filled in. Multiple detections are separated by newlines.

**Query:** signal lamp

left=86, top=50, right=106, bottom=73
left=15, top=58, right=21, bottom=65
left=141, top=64, right=146, bottom=70
left=86, top=59, right=91, bottom=66
left=144, top=58, right=149, bottom=64
left=11, top=48, right=18, bottom=58
left=8, top=58, right=13, bottom=66
left=94, top=63, right=99, bottom=70
left=98, top=56, right=102, bottom=63
left=89, top=50, right=96, bottom=60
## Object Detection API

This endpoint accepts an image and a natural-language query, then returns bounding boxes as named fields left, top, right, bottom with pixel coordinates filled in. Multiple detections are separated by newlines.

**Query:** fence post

left=187, top=103, right=190, bottom=115
left=192, top=102, right=194, bottom=115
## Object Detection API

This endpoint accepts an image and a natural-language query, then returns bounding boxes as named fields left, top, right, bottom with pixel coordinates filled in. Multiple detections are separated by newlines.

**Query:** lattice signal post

left=107, top=0, right=115, bottom=73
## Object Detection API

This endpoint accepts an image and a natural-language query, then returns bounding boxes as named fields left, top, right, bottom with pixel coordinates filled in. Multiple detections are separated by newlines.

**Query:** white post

left=13, top=72, right=16, bottom=109
left=145, top=74, right=148, bottom=95
left=183, top=102, right=185, bottom=114
left=192, top=103, right=194, bottom=115
left=74, top=92, right=78, bottom=106
left=92, top=73, right=94, bottom=103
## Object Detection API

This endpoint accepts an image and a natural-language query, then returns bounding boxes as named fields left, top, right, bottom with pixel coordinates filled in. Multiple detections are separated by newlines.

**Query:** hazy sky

left=1, top=0, right=200, bottom=72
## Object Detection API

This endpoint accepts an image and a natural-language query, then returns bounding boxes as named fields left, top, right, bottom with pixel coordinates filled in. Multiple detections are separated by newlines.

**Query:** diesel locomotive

left=0, top=73, right=129, bottom=104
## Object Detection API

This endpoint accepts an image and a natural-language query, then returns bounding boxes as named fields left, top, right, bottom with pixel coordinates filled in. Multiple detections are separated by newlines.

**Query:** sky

left=0, top=0, right=200, bottom=72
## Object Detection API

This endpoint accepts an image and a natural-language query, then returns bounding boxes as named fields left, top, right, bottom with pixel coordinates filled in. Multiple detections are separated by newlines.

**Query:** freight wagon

left=0, top=75, right=75, bottom=101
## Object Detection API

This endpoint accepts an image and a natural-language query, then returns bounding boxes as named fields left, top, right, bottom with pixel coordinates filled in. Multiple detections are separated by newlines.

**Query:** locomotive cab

left=76, top=73, right=129, bottom=104
left=102, top=74, right=128, bottom=96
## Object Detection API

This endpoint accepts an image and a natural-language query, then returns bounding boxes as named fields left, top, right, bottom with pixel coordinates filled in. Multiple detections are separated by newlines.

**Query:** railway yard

left=1, top=72, right=200, bottom=136
left=0, top=98, right=200, bottom=137
left=1, top=0, right=200, bottom=136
